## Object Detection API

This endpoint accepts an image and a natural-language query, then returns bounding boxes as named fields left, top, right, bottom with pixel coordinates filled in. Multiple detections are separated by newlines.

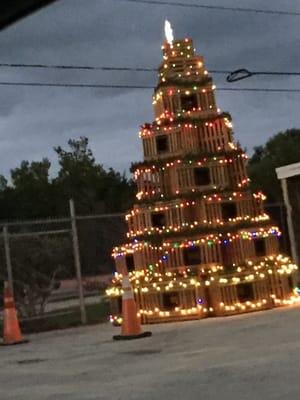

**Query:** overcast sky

left=0, top=0, right=299, bottom=179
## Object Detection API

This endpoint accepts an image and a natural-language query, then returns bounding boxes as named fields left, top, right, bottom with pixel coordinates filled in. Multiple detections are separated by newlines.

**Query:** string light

left=112, top=226, right=281, bottom=258
left=135, top=179, right=251, bottom=201
left=107, top=255, right=298, bottom=324
left=132, top=151, right=247, bottom=175
left=108, top=34, right=299, bottom=324
left=126, top=191, right=266, bottom=219
left=139, top=112, right=229, bottom=137
left=126, top=214, right=270, bottom=238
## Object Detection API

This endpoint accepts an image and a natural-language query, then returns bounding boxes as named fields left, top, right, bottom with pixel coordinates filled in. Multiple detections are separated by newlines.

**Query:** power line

left=216, top=88, right=300, bottom=93
left=0, top=62, right=156, bottom=72
left=0, top=82, right=154, bottom=89
left=0, top=81, right=299, bottom=93
left=0, top=62, right=226, bottom=74
left=111, top=0, right=300, bottom=16
left=1, top=63, right=300, bottom=79
left=227, top=68, right=300, bottom=82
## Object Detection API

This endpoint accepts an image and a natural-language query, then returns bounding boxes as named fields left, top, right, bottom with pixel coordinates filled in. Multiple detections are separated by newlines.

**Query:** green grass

left=0, top=301, right=110, bottom=335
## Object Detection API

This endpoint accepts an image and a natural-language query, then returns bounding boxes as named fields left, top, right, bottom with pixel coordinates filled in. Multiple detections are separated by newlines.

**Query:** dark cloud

left=0, top=0, right=299, bottom=178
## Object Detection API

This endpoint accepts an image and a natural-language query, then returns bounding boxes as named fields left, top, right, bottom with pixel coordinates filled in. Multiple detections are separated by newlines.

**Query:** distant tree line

left=248, top=129, right=300, bottom=203
left=0, top=136, right=135, bottom=220
left=0, top=130, right=299, bottom=220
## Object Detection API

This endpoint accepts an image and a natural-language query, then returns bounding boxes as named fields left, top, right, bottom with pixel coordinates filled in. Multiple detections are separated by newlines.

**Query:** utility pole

left=69, top=199, right=87, bottom=324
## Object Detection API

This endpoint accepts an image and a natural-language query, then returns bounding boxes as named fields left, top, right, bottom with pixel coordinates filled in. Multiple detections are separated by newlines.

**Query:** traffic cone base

left=113, top=331, right=152, bottom=341
left=1, top=339, right=28, bottom=346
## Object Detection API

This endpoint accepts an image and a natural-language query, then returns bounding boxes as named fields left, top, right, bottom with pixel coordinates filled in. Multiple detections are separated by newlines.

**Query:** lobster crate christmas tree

left=107, top=22, right=298, bottom=324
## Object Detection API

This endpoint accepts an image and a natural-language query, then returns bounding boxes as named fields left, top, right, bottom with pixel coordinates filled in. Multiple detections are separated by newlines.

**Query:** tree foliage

left=248, top=129, right=300, bottom=202
left=0, top=235, right=73, bottom=317
left=0, top=137, right=135, bottom=219
left=0, top=159, right=53, bottom=219
left=0, top=137, right=133, bottom=310
left=53, top=137, right=135, bottom=214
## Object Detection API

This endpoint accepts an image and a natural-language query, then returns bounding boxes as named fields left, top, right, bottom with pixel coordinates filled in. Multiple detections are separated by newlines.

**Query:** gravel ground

left=1, top=305, right=300, bottom=400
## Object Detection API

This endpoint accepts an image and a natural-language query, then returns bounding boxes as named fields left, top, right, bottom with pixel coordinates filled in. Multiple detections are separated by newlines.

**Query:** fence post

left=69, top=199, right=87, bottom=324
left=3, top=225, right=14, bottom=297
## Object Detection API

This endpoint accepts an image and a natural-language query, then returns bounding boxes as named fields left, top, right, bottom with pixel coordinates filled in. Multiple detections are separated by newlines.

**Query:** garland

left=154, top=76, right=212, bottom=91
left=134, top=220, right=272, bottom=242
left=130, top=148, right=243, bottom=172
left=135, top=185, right=251, bottom=204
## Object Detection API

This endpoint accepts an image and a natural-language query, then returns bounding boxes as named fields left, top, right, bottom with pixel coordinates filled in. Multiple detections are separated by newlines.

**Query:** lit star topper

left=164, top=20, right=174, bottom=47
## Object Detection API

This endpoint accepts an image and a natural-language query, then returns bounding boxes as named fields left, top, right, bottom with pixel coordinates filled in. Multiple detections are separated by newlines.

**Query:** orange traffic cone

left=113, top=274, right=152, bottom=340
left=1, top=282, right=27, bottom=345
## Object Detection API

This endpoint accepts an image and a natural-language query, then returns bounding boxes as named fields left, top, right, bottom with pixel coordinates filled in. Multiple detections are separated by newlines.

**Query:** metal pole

left=280, top=178, right=299, bottom=265
left=69, top=199, right=87, bottom=324
left=3, top=225, right=14, bottom=296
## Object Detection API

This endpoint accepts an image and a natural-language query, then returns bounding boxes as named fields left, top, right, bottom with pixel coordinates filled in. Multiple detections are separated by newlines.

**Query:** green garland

left=140, top=112, right=231, bottom=132
left=153, top=112, right=232, bottom=129
left=130, top=147, right=243, bottom=172
left=154, top=76, right=213, bottom=90
left=134, top=187, right=251, bottom=206
left=135, top=186, right=251, bottom=205
left=133, top=220, right=271, bottom=243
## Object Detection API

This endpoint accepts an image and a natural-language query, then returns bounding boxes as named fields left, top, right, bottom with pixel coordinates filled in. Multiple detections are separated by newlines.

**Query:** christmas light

left=139, top=113, right=231, bottom=137
left=133, top=151, right=248, bottom=175
left=126, top=214, right=270, bottom=239
left=112, top=227, right=281, bottom=259
left=108, top=32, right=298, bottom=325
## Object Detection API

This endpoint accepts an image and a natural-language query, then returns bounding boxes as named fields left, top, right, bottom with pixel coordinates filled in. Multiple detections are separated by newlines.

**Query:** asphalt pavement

left=1, top=305, right=300, bottom=399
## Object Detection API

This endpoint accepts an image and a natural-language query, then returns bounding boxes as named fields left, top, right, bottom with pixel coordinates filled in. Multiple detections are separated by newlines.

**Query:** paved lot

left=1, top=305, right=300, bottom=399
left=46, top=294, right=101, bottom=312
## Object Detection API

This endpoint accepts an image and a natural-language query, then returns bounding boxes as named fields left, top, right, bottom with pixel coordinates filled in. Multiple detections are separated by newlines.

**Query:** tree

left=11, top=159, right=50, bottom=188
left=0, top=137, right=135, bottom=219
left=54, top=137, right=135, bottom=274
left=248, top=129, right=300, bottom=202
left=0, top=175, right=7, bottom=192
left=54, top=137, right=135, bottom=214
left=0, top=158, right=54, bottom=219
left=0, top=235, right=73, bottom=317
left=54, top=137, right=104, bottom=213
left=0, top=137, right=136, bottom=279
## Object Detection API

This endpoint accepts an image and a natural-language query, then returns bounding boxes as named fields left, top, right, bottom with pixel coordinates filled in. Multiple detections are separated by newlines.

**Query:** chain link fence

left=0, top=200, right=126, bottom=333
left=0, top=200, right=292, bottom=333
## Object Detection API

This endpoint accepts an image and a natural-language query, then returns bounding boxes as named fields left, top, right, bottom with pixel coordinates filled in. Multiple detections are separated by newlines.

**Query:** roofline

left=0, top=0, right=57, bottom=31
left=276, top=162, right=300, bottom=180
